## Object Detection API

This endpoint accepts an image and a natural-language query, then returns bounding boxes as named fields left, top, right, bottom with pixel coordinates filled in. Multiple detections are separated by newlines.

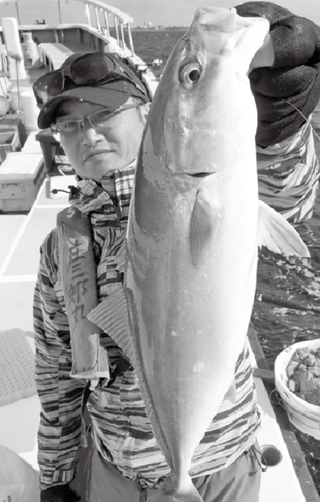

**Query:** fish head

left=147, top=7, right=269, bottom=179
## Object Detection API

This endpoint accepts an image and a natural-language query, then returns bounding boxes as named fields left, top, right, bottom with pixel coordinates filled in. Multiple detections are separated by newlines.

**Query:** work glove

left=41, top=484, right=80, bottom=502
left=235, top=1, right=320, bottom=147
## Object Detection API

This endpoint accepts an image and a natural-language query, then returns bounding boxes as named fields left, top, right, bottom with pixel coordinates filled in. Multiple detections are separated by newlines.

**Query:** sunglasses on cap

left=33, top=52, right=148, bottom=105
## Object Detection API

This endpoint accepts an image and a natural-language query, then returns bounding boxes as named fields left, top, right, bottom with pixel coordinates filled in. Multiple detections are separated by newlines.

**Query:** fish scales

left=128, top=8, right=268, bottom=495
left=88, top=6, right=310, bottom=502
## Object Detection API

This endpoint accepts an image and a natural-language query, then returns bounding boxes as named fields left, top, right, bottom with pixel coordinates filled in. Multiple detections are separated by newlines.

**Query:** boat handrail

left=0, top=0, right=135, bottom=56
left=84, top=0, right=133, bottom=25
left=82, top=0, right=134, bottom=54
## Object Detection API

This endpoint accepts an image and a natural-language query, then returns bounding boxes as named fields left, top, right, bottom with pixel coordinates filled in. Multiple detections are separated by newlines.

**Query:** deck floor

left=0, top=177, right=70, bottom=331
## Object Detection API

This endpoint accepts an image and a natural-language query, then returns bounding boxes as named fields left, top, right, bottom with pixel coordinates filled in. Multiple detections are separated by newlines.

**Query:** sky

left=112, top=0, right=320, bottom=27
left=0, top=0, right=319, bottom=28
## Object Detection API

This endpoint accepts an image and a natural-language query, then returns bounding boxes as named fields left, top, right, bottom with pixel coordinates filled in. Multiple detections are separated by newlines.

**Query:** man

left=33, top=52, right=262, bottom=502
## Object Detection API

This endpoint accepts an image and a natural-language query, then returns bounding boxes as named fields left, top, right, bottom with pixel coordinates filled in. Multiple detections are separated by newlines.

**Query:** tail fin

left=147, top=475, right=203, bottom=502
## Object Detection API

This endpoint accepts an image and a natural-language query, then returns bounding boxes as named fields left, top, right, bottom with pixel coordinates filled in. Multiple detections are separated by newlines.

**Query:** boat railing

left=0, top=0, right=159, bottom=97
left=0, top=0, right=135, bottom=56
left=83, top=0, right=134, bottom=55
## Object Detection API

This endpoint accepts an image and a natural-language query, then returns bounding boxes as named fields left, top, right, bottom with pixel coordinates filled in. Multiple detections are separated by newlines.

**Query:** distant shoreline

left=132, top=27, right=187, bottom=31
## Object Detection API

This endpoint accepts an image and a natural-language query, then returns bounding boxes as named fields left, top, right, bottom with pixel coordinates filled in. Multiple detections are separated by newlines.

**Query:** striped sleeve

left=33, top=230, right=87, bottom=489
left=257, top=119, right=320, bottom=223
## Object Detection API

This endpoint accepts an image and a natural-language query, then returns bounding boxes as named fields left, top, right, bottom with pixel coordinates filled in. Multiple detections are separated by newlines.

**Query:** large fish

left=89, top=6, right=310, bottom=502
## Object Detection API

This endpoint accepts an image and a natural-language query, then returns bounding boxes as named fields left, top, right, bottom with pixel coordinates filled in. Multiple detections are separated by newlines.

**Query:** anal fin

left=224, top=379, right=237, bottom=404
left=87, top=286, right=135, bottom=363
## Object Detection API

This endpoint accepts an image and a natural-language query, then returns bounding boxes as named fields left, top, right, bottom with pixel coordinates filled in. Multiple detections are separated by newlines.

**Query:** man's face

left=55, top=98, right=147, bottom=182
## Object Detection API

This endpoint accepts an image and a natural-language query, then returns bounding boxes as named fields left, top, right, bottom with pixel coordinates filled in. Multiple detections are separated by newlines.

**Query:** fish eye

left=179, top=63, right=201, bottom=86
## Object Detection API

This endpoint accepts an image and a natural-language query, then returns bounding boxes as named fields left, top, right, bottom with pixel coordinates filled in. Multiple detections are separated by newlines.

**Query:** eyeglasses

left=51, top=103, right=140, bottom=141
left=33, top=52, right=148, bottom=105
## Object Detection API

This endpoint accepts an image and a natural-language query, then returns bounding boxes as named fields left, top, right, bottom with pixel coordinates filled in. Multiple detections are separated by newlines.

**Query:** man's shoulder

left=41, top=225, right=58, bottom=249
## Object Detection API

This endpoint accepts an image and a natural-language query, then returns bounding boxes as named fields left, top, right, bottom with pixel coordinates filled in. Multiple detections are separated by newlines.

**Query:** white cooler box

left=0, top=152, right=45, bottom=212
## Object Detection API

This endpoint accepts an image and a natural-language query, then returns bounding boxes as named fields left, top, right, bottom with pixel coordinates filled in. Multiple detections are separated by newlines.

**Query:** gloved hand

left=235, top=1, right=320, bottom=147
left=41, top=484, right=81, bottom=502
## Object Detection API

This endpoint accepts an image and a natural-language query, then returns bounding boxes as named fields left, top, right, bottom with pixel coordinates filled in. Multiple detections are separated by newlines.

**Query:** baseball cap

left=33, top=52, right=150, bottom=129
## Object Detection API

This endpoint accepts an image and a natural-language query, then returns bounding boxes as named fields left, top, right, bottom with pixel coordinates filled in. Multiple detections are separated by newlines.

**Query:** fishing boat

left=0, top=2, right=319, bottom=501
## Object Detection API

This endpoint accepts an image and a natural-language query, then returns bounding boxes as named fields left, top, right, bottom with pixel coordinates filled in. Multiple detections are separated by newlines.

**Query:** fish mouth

left=188, top=172, right=212, bottom=178
left=174, top=171, right=217, bottom=179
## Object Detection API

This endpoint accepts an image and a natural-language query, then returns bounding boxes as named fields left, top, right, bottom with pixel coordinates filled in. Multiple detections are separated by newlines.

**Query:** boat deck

left=0, top=176, right=70, bottom=331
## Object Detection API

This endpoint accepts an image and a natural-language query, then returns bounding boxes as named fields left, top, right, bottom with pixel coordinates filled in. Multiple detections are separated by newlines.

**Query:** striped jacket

left=34, top=167, right=261, bottom=490
left=257, top=118, right=320, bottom=223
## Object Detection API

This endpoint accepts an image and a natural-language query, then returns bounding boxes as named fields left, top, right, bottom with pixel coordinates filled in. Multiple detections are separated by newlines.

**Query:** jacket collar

left=72, top=163, right=136, bottom=220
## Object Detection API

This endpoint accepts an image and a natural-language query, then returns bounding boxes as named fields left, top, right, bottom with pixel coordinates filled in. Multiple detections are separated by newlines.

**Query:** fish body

left=89, top=6, right=309, bottom=502
left=129, top=6, right=266, bottom=482
left=128, top=9, right=268, bottom=497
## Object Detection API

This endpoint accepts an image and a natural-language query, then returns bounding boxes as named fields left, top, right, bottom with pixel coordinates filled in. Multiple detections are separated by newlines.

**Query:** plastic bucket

left=274, top=339, right=320, bottom=439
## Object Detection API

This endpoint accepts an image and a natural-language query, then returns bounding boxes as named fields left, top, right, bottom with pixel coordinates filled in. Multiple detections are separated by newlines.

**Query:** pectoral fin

left=258, top=200, right=310, bottom=258
left=190, top=189, right=221, bottom=267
